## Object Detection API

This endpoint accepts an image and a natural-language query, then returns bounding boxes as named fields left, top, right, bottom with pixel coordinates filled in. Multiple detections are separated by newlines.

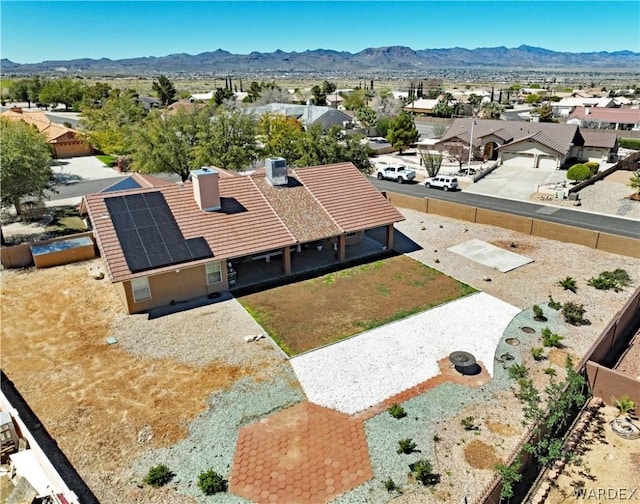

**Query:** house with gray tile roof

left=437, top=118, right=618, bottom=168
left=245, top=103, right=353, bottom=131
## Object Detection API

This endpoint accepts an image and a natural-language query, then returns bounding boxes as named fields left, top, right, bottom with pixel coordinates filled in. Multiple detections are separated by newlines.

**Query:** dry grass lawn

left=238, top=255, right=476, bottom=355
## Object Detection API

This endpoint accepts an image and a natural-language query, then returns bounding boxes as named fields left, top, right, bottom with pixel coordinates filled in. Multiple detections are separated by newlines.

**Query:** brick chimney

left=191, top=167, right=221, bottom=211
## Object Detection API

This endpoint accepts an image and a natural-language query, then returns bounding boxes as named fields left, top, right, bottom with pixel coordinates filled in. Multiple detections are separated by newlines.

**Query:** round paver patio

left=230, top=401, right=372, bottom=503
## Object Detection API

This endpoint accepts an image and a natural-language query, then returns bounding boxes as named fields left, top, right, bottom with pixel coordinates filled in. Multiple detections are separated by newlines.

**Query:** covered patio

left=230, top=228, right=391, bottom=291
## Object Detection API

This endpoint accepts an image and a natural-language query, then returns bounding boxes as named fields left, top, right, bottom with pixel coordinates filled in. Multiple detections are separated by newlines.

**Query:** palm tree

left=468, top=94, right=482, bottom=117
left=481, top=101, right=504, bottom=119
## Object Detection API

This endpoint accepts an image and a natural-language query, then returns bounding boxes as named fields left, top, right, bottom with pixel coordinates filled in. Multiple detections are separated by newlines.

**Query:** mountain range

left=2, top=45, right=639, bottom=75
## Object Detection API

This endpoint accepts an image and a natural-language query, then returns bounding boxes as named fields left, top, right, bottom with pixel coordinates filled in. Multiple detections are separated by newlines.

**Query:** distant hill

left=2, top=45, right=639, bottom=75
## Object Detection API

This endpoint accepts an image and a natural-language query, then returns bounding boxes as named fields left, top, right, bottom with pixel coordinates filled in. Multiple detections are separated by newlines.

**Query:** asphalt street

left=369, top=178, right=640, bottom=239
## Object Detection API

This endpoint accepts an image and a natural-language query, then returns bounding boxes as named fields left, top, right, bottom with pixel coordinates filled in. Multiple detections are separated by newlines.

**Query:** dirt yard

left=238, top=255, right=475, bottom=355
left=0, top=260, right=288, bottom=502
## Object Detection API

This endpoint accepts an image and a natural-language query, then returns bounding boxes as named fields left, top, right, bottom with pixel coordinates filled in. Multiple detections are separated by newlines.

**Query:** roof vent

left=265, top=157, right=288, bottom=186
left=191, top=167, right=221, bottom=211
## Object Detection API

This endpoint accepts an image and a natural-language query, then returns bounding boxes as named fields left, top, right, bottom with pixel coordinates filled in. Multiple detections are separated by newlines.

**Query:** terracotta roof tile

left=291, top=163, right=405, bottom=232
left=85, top=162, right=403, bottom=283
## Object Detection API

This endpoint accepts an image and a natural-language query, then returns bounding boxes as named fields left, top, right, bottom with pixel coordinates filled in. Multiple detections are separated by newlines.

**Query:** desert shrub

left=532, top=304, right=546, bottom=321
left=541, top=327, right=564, bottom=347
left=508, top=363, right=529, bottom=380
left=588, top=269, right=632, bottom=292
left=558, top=276, right=578, bottom=293
left=383, top=478, right=398, bottom=492
left=411, top=459, right=439, bottom=485
left=388, top=404, right=407, bottom=419
left=613, top=395, right=635, bottom=416
left=567, top=163, right=591, bottom=182
left=544, top=367, right=556, bottom=376
left=618, top=137, right=640, bottom=150
left=397, top=438, right=417, bottom=454
left=197, top=469, right=227, bottom=495
left=496, top=459, right=522, bottom=500
left=547, top=295, right=562, bottom=310
left=531, top=347, right=545, bottom=361
left=461, top=416, right=478, bottom=430
left=144, top=464, right=174, bottom=487
left=562, top=302, right=588, bottom=325
left=584, top=161, right=599, bottom=176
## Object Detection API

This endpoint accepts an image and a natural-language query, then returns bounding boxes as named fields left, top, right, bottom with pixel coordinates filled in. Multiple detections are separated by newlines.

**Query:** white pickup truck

left=375, top=164, right=416, bottom=184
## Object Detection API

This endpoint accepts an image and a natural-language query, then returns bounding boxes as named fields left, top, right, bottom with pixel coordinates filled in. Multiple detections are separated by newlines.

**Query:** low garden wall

left=0, top=231, right=96, bottom=269
left=385, top=192, right=640, bottom=259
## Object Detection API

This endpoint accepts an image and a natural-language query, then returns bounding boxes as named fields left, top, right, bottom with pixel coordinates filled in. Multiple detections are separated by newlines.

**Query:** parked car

left=425, top=175, right=459, bottom=191
left=376, top=164, right=417, bottom=184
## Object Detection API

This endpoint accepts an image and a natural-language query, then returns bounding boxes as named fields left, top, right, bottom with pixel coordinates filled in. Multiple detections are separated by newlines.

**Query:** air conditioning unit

left=265, top=157, right=288, bottom=186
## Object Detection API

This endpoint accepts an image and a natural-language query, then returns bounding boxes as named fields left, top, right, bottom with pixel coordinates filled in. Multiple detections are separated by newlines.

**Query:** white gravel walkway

left=290, top=292, right=521, bottom=415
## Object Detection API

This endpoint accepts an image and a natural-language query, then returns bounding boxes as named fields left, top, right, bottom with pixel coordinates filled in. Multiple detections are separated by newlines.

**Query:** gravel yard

left=2, top=202, right=639, bottom=503
left=291, top=292, right=520, bottom=415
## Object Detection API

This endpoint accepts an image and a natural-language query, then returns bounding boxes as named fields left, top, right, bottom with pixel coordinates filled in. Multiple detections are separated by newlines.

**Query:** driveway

left=464, top=163, right=566, bottom=199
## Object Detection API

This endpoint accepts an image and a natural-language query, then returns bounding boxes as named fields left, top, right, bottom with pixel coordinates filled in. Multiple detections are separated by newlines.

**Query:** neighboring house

left=188, top=91, right=214, bottom=102
left=578, top=131, right=620, bottom=163
left=1, top=108, right=93, bottom=158
left=551, top=97, right=617, bottom=118
left=326, top=93, right=344, bottom=109
left=437, top=118, right=618, bottom=169
left=83, top=160, right=404, bottom=313
left=402, top=98, right=439, bottom=115
left=137, top=96, right=161, bottom=111
left=245, top=103, right=353, bottom=130
left=567, top=106, right=640, bottom=131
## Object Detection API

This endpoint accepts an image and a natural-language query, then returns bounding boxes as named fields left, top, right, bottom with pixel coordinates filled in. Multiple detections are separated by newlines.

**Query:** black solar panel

left=105, top=192, right=213, bottom=273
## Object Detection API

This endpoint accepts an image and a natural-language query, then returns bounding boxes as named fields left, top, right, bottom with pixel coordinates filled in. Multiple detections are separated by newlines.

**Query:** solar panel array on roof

left=105, top=192, right=213, bottom=273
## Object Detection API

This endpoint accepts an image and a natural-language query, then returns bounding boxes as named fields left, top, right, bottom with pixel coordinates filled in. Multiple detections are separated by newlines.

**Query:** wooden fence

left=0, top=231, right=96, bottom=269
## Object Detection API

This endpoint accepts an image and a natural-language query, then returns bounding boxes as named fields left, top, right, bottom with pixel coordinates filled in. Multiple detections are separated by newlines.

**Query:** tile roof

left=1, top=109, right=79, bottom=142
left=579, top=130, right=618, bottom=149
left=439, top=118, right=582, bottom=155
left=568, top=106, right=640, bottom=125
left=252, top=176, right=342, bottom=242
left=85, top=162, right=403, bottom=282
left=292, top=162, right=405, bottom=233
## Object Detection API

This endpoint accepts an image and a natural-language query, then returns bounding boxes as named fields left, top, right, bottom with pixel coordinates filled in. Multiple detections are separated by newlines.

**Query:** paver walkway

left=230, top=402, right=372, bottom=503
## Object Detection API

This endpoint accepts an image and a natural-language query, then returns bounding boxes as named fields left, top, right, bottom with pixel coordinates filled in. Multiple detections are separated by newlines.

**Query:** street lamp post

left=466, top=119, right=476, bottom=177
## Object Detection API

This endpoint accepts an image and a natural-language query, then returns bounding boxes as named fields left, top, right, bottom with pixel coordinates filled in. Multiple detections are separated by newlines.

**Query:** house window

left=206, top=261, right=222, bottom=285
left=131, top=277, right=151, bottom=303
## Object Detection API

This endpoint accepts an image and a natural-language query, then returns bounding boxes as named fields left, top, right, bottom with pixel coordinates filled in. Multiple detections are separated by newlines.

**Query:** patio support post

left=386, top=224, right=394, bottom=250
left=282, top=246, right=291, bottom=274
left=338, top=235, right=346, bottom=261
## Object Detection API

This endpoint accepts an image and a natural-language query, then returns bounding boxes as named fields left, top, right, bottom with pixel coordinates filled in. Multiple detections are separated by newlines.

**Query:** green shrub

left=548, top=295, right=562, bottom=310
left=541, top=327, right=564, bottom=347
left=397, top=438, right=417, bottom=454
left=567, top=163, right=591, bottom=182
left=383, top=477, right=399, bottom=492
left=613, top=395, right=635, bottom=416
left=588, top=269, right=632, bottom=292
left=461, top=416, right=478, bottom=430
left=532, top=304, right=547, bottom=321
left=584, top=161, right=599, bottom=176
left=618, top=137, right=640, bottom=150
left=388, top=404, right=407, bottom=419
left=531, top=347, right=545, bottom=361
left=411, top=459, right=439, bottom=485
left=144, top=464, right=174, bottom=488
left=544, top=367, right=556, bottom=376
left=197, top=469, right=228, bottom=495
left=508, top=363, right=529, bottom=380
left=558, top=276, right=578, bottom=293
left=562, top=302, right=588, bottom=326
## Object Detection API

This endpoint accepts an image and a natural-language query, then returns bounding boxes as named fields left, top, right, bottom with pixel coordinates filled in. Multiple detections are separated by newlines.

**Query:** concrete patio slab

left=290, top=292, right=521, bottom=415
left=448, top=239, right=534, bottom=272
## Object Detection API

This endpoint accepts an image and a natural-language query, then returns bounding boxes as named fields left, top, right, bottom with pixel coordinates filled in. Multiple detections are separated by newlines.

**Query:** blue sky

left=2, top=1, right=639, bottom=63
